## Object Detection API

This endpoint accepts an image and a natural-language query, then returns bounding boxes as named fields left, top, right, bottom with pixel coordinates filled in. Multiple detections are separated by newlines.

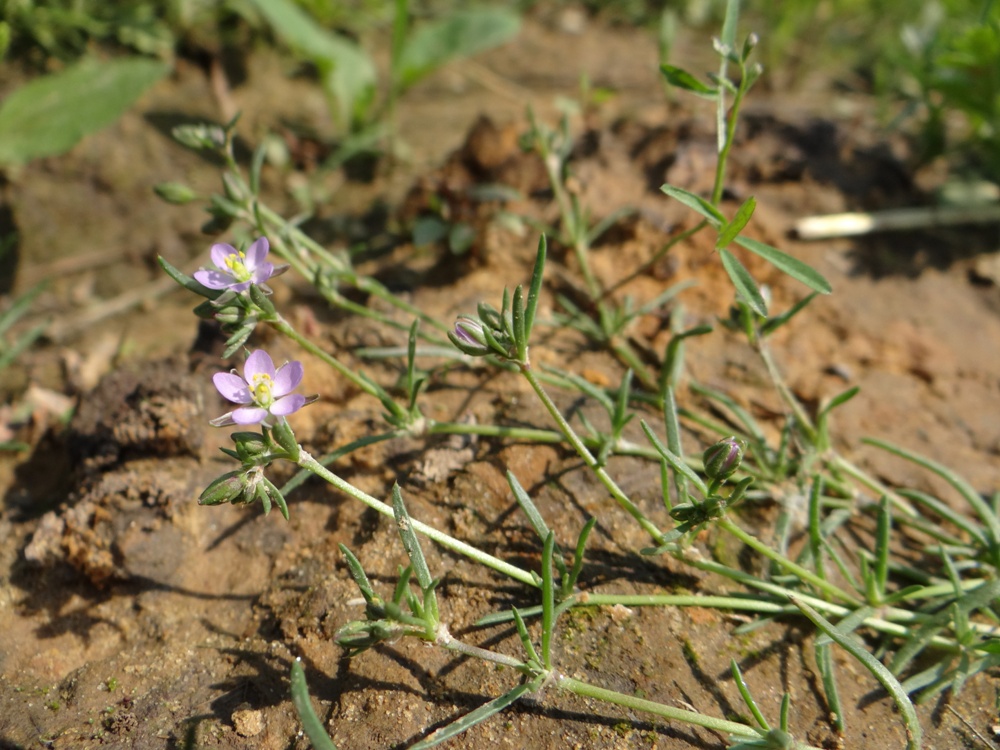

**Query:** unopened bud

left=703, top=437, right=746, bottom=481
left=199, top=471, right=246, bottom=506
left=154, top=182, right=198, bottom=205
left=449, top=317, right=492, bottom=357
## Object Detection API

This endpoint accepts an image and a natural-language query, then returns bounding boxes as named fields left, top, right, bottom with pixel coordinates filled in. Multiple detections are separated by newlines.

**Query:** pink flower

left=195, top=237, right=275, bottom=293
left=212, top=349, right=307, bottom=426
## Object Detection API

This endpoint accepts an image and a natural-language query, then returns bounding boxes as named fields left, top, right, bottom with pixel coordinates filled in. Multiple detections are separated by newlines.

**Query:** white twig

left=794, top=204, right=1000, bottom=240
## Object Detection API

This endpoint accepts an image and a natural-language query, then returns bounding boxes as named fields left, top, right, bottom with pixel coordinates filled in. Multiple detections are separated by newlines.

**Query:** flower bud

left=232, top=432, right=271, bottom=464
left=172, top=124, right=225, bottom=151
left=270, top=419, right=300, bottom=461
left=449, top=317, right=492, bottom=357
left=199, top=471, right=247, bottom=506
left=703, top=436, right=746, bottom=482
left=154, top=182, right=198, bottom=205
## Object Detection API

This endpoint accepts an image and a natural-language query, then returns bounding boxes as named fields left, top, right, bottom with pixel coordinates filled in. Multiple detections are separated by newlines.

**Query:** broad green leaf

left=716, top=196, right=756, bottom=249
left=397, top=9, right=520, bottom=91
left=735, top=236, right=832, bottom=294
left=0, top=57, right=169, bottom=165
left=659, top=184, right=725, bottom=224
left=659, top=64, right=717, bottom=98
left=719, top=248, right=767, bottom=316
left=250, top=0, right=376, bottom=128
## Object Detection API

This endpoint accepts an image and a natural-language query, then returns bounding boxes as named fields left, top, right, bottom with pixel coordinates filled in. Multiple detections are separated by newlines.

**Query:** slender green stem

left=603, top=220, right=707, bottom=298
left=436, top=628, right=530, bottom=671
left=753, top=337, right=817, bottom=443
left=608, top=338, right=657, bottom=392
left=426, top=421, right=660, bottom=461
left=271, top=315, right=383, bottom=400
left=298, top=451, right=538, bottom=588
left=828, top=455, right=917, bottom=517
left=717, top=517, right=861, bottom=606
left=556, top=676, right=792, bottom=744
left=519, top=365, right=663, bottom=541
left=669, top=553, right=978, bottom=649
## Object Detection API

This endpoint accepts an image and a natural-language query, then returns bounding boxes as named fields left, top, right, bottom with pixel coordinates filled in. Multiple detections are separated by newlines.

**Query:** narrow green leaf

left=250, top=0, right=376, bottom=128
left=511, top=608, right=542, bottom=666
left=874, top=496, right=891, bottom=598
left=290, top=659, right=339, bottom=750
left=409, top=678, right=540, bottom=750
left=397, top=9, right=520, bottom=91
left=898, top=489, right=987, bottom=548
left=541, top=532, right=555, bottom=669
left=760, top=293, right=818, bottom=337
left=719, top=248, right=767, bottom=316
left=523, top=235, right=546, bottom=342
left=0, top=57, right=169, bottom=165
left=815, top=643, right=845, bottom=732
left=865, top=438, right=1000, bottom=545
left=716, top=196, right=756, bottom=249
left=659, top=64, right=717, bottom=98
left=512, top=284, right=526, bottom=360
left=735, top=236, right=832, bottom=294
left=730, top=659, right=770, bottom=730
left=392, top=484, right=432, bottom=589
left=660, top=184, right=725, bottom=224
left=338, top=544, right=377, bottom=605
left=791, top=596, right=923, bottom=750
left=640, top=420, right=709, bottom=496
left=567, top=517, right=596, bottom=591
left=720, top=0, right=740, bottom=52
left=507, top=471, right=554, bottom=548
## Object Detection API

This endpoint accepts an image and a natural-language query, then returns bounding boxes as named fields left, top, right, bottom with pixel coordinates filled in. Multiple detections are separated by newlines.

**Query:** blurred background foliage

left=0, top=0, right=996, bottom=173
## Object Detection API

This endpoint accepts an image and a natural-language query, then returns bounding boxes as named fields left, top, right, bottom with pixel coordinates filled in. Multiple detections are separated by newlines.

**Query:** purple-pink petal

left=250, top=262, right=275, bottom=283
left=214, top=372, right=252, bottom=403
left=270, top=393, right=306, bottom=416
left=244, top=237, right=269, bottom=269
left=195, top=269, right=237, bottom=289
left=243, top=350, right=275, bottom=381
left=210, top=243, right=239, bottom=270
left=272, top=361, right=303, bottom=397
left=232, top=406, right=269, bottom=425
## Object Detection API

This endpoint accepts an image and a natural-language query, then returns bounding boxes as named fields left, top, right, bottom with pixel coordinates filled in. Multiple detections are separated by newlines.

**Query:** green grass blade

left=864, top=438, right=1000, bottom=545
left=541, top=532, right=555, bottom=669
left=524, top=235, right=546, bottom=340
left=791, top=596, right=922, bottom=750
left=640, top=420, right=709, bottom=496
left=815, top=643, right=845, bottom=732
left=409, top=678, right=540, bottom=750
left=730, top=659, right=770, bottom=730
left=290, top=659, right=338, bottom=750
left=507, top=471, right=552, bottom=543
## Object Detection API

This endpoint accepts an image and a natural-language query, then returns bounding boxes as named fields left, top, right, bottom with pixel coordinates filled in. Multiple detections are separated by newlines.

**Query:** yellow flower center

left=223, top=251, right=252, bottom=282
left=249, top=372, right=274, bottom=407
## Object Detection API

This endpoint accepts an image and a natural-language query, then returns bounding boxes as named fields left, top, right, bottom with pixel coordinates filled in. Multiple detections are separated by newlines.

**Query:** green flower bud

left=199, top=471, right=246, bottom=506
left=232, top=432, right=271, bottom=464
left=270, top=419, right=300, bottom=461
left=154, top=182, right=199, bottom=205
left=703, top=436, right=746, bottom=482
